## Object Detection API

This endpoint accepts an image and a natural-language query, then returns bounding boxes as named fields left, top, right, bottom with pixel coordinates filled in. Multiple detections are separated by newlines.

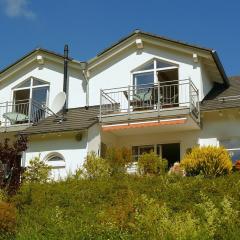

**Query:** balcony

left=100, top=79, right=200, bottom=132
left=0, top=99, right=51, bottom=132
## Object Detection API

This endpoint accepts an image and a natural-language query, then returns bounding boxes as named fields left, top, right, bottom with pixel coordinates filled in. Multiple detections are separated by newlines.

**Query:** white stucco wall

left=0, top=59, right=86, bottom=109
left=101, top=109, right=240, bottom=160
left=88, top=43, right=212, bottom=107
left=87, top=123, right=101, bottom=154
left=25, top=132, right=88, bottom=178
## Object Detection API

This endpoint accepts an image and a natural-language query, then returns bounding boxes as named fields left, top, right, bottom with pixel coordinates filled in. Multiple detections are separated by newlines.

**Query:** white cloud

left=1, top=0, right=36, bottom=19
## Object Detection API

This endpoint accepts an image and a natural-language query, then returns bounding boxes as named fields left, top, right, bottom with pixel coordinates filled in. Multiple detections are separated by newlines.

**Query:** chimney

left=63, top=44, right=69, bottom=114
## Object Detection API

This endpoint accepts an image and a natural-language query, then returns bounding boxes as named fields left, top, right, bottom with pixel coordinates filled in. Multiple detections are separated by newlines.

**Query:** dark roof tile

left=201, top=77, right=240, bottom=111
left=22, top=105, right=99, bottom=135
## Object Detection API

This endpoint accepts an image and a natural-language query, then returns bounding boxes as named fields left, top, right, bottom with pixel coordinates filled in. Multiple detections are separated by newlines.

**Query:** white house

left=0, top=30, right=239, bottom=178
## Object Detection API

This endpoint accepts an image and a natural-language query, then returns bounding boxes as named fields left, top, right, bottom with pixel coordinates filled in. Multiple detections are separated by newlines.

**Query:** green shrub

left=8, top=173, right=240, bottom=239
left=0, top=201, right=16, bottom=235
left=105, top=147, right=132, bottom=175
left=138, top=152, right=168, bottom=175
left=76, top=152, right=111, bottom=179
left=23, top=156, right=51, bottom=183
left=181, top=146, right=232, bottom=177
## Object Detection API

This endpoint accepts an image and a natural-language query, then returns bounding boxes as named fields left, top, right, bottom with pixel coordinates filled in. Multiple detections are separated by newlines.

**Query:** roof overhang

left=87, top=30, right=229, bottom=86
left=0, top=48, right=86, bottom=82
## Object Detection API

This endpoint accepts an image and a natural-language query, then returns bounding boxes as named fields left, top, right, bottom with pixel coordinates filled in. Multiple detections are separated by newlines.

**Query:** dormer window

left=12, top=77, right=49, bottom=122
left=132, top=58, right=178, bottom=87
left=132, top=59, right=179, bottom=108
left=13, top=77, right=49, bottom=106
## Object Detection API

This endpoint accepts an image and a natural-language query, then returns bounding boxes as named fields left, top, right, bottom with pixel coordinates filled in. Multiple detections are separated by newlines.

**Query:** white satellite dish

left=51, top=92, right=66, bottom=114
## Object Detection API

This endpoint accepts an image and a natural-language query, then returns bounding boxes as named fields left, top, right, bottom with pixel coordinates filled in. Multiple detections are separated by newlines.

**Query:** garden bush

left=234, top=160, right=240, bottom=171
left=138, top=151, right=167, bottom=175
left=7, top=173, right=240, bottom=240
left=105, top=147, right=132, bottom=175
left=0, top=201, right=16, bottom=236
left=181, top=146, right=232, bottom=177
left=75, top=151, right=111, bottom=179
left=22, top=156, right=51, bottom=183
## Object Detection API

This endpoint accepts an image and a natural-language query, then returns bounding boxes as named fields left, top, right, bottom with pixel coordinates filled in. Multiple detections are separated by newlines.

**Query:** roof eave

left=211, top=50, right=230, bottom=87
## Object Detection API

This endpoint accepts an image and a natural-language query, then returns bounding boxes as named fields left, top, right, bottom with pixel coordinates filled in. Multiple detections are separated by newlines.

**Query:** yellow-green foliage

left=181, top=146, right=232, bottom=177
left=23, top=156, right=51, bottom=183
left=138, top=151, right=168, bottom=175
left=78, top=152, right=111, bottom=179
left=6, top=174, right=240, bottom=239
left=0, top=201, right=16, bottom=235
left=105, top=147, right=132, bottom=174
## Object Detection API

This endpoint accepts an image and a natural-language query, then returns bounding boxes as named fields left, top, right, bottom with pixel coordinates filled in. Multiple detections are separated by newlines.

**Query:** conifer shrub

left=75, top=152, right=111, bottom=179
left=23, top=156, right=51, bottom=183
left=138, top=152, right=168, bottom=175
left=105, top=147, right=132, bottom=175
left=181, top=146, right=232, bottom=177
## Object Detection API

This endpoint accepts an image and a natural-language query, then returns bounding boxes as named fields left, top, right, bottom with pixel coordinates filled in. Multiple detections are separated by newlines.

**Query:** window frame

left=44, top=152, right=66, bottom=169
left=220, top=138, right=240, bottom=163
left=12, top=77, right=50, bottom=106
left=132, top=58, right=178, bottom=86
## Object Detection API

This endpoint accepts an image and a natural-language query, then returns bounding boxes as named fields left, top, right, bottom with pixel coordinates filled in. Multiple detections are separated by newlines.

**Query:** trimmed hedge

left=3, top=173, right=240, bottom=239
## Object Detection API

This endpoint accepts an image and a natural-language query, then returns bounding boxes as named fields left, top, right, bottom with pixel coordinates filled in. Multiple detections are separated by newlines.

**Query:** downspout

left=63, top=44, right=69, bottom=114
left=82, top=67, right=89, bottom=109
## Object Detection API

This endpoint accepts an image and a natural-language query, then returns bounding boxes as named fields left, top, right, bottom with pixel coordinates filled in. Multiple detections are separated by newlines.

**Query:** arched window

left=44, top=152, right=66, bottom=180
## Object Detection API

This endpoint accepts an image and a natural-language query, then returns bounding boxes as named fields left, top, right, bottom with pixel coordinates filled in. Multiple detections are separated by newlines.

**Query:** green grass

left=3, top=173, right=240, bottom=239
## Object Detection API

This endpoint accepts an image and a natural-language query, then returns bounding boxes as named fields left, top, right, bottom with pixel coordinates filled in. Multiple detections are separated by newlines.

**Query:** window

left=132, top=59, right=179, bottom=106
left=132, top=145, right=154, bottom=161
left=220, top=139, right=240, bottom=164
left=132, top=143, right=180, bottom=168
left=44, top=152, right=66, bottom=180
left=13, top=77, right=49, bottom=105
left=12, top=77, right=49, bottom=122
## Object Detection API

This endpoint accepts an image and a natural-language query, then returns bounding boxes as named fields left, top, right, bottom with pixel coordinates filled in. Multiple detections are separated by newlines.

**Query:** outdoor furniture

left=123, top=88, right=153, bottom=110
left=3, top=112, right=28, bottom=125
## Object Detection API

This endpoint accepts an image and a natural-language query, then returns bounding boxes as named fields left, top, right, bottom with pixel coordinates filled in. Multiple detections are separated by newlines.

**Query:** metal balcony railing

left=0, top=99, right=52, bottom=129
left=100, top=79, right=200, bottom=122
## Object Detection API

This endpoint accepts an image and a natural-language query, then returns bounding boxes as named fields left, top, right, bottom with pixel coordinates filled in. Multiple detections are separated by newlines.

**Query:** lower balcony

left=0, top=99, right=50, bottom=132
left=100, top=79, right=200, bottom=133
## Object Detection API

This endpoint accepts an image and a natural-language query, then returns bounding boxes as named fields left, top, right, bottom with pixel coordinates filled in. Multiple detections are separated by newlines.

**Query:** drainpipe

left=83, top=67, right=89, bottom=109
left=63, top=44, right=69, bottom=114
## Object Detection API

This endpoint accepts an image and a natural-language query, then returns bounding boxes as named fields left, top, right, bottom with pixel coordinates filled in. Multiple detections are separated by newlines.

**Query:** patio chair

left=3, top=112, right=28, bottom=125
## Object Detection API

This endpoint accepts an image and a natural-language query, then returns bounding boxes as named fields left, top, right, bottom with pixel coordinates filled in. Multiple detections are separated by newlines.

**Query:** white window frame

left=220, top=138, right=240, bottom=163
left=131, top=58, right=179, bottom=86
left=44, top=152, right=66, bottom=169
left=12, top=77, right=50, bottom=106
left=132, top=142, right=179, bottom=161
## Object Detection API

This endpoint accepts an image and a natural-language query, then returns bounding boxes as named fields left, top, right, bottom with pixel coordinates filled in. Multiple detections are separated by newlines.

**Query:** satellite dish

left=51, top=92, right=66, bottom=114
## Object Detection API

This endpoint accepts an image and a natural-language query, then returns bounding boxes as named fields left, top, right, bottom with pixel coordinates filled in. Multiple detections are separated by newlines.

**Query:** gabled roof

left=0, top=48, right=85, bottom=80
left=201, top=76, right=240, bottom=111
left=88, top=30, right=229, bottom=87
left=96, top=30, right=213, bottom=57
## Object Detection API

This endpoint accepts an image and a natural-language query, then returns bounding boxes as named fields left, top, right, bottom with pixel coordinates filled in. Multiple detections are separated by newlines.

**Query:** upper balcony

left=0, top=99, right=51, bottom=132
left=100, top=79, right=200, bottom=132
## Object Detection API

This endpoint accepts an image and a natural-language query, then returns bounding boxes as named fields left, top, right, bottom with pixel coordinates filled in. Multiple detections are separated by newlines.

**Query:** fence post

left=188, top=78, right=192, bottom=113
left=5, top=101, right=8, bottom=129
left=128, top=85, right=130, bottom=120
left=28, top=98, right=32, bottom=125
left=99, top=89, right=102, bottom=123
left=157, top=81, right=160, bottom=117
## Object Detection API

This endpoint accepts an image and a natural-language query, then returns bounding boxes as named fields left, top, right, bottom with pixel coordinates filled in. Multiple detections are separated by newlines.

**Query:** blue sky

left=0, top=0, right=239, bottom=76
